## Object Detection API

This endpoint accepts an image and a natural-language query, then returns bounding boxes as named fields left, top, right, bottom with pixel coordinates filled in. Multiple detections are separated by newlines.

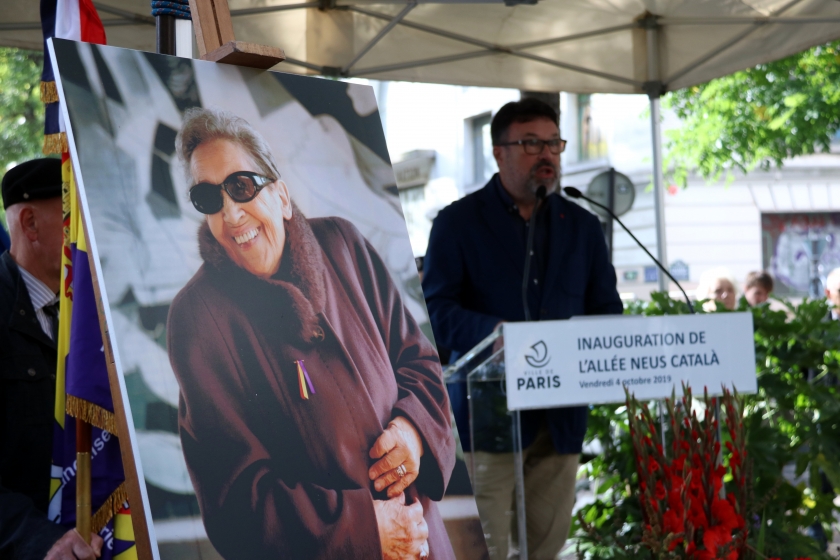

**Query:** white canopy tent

left=3, top=0, right=840, bottom=289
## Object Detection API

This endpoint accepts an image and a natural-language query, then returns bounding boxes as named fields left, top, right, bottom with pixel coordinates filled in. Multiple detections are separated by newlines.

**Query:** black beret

left=2, top=158, right=63, bottom=209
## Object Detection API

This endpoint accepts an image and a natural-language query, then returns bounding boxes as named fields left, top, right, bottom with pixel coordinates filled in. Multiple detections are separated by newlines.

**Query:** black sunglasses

left=189, top=171, right=276, bottom=214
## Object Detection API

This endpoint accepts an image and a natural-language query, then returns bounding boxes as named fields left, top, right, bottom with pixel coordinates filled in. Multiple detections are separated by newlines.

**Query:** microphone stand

left=563, top=186, right=698, bottom=460
left=562, top=186, right=695, bottom=314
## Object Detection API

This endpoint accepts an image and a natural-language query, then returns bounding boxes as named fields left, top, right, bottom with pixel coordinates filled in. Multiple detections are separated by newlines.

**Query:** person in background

left=422, top=98, right=622, bottom=560
left=824, top=268, right=840, bottom=320
left=696, top=267, right=738, bottom=311
left=742, top=271, right=773, bottom=307
left=0, top=158, right=103, bottom=560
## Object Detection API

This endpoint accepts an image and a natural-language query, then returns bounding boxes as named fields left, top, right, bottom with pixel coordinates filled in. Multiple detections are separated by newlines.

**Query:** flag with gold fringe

left=47, top=155, right=137, bottom=560
left=40, top=0, right=106, bottom=154
left=42, top=4, right=136, bottom=556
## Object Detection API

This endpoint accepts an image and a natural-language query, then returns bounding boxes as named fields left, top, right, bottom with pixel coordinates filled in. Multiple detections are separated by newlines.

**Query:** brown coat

left=167, top=211, right=456, bottom=560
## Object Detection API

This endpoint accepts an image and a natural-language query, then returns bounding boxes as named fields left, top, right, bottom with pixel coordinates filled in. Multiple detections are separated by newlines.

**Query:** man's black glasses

left=189, top=171, right=276, bottom=214
left=496, top=138, right=567, bottom=155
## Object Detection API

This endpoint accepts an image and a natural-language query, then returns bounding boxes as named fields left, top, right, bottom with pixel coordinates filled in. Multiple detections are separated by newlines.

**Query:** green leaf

left=768, top=107, right=796, bottom=130
left=584, top=504, right=599, bottom=523
left=814, top=454, right=840, bottom=492
left=756, top=510, right=766, bottom=554
left=783, top=92, right=808, bottom=108
left=596, top=474, right=620, bottom=495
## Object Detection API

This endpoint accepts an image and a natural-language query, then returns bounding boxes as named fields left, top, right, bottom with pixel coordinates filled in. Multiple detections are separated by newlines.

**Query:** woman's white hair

left=826, top=267, right=840, bottom=293
left=696, top=266, right=738, bottom=300
left=175, top=107, right=280, bottom=186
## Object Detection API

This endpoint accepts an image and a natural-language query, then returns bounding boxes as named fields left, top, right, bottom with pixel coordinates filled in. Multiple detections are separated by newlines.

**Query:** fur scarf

left=196, top=204, right=327, bottom=345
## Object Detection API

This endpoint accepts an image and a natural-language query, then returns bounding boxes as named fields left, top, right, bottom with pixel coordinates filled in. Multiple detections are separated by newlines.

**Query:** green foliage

left=575, top=294, right=840, bottom=559
left=0, top=47, right=45, bottom=229
left=664, top=41, right=840, bottom=185
left=0, top=48, right=46, bottom=175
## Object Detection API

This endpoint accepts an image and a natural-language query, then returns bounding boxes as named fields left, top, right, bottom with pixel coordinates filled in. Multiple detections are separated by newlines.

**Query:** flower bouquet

left=627, top=385, right=750, bottom=559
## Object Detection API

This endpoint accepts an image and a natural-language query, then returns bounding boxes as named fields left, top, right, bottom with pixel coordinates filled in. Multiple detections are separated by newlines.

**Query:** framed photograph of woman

left=48, top=38, right=485, bottom=560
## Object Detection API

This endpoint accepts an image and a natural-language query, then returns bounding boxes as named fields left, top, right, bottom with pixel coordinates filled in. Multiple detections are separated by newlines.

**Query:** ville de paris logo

left=525, top=341, right=551, bottom=368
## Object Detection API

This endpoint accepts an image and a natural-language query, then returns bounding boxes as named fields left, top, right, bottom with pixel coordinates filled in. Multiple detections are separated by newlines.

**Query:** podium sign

left=503, top=313, right=757, bottom=410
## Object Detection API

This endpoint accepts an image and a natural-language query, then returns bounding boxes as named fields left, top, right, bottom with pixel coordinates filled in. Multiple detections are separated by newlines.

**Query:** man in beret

left=0, top=158, right=102, bottom=559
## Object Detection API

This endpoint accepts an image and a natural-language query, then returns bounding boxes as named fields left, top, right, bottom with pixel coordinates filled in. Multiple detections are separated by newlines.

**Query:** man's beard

left=525, top=158, right=560, bottom=196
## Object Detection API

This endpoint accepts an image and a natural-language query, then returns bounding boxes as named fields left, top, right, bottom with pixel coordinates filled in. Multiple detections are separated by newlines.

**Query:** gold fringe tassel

left=40, top=81, right=59, bottom=104
left=66, top=394, right=118, bottom=435
left=43, top=132, right=68, bottom=155
left=91, top=481, right=130, bottom=534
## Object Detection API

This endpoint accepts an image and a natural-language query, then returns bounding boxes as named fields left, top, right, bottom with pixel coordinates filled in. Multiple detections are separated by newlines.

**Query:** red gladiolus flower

left=711, top=498, right=742, bottom=531
left=726, top=493, right=737, bottom=509
left=663, top=509, right=683, bottom=535
left=655, top=481, right=667, bottom=500
left=687, top=502, right=708, bottom=527
left=703, top=525, right=732, bottom=556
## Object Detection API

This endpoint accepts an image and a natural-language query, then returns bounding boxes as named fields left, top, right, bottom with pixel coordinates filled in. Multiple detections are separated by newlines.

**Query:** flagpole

left=76, top=418, right=92, bottom=542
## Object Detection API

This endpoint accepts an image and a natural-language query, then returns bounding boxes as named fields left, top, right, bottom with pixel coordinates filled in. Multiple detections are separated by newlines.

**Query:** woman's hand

left=373, top=493, right=429, bottom=560
left=369, top=416, right=424, bottom=498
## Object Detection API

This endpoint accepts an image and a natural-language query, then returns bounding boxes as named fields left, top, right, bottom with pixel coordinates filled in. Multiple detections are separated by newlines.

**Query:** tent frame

left=11, top=0, right=819, bottom=290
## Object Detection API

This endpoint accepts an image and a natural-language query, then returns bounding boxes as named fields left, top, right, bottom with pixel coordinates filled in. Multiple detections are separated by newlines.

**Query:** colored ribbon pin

left=295, top=360, right=316, bottom=400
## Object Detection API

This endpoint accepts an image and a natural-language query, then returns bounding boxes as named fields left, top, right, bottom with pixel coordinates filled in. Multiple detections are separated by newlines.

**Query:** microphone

left=522, top=186, right=547, bottom=321
left=563, top=186, right=695, bottom=313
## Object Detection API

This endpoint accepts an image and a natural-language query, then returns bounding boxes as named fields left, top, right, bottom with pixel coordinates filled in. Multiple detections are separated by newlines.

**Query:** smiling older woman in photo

left=166, top=107, right=455, bottom=560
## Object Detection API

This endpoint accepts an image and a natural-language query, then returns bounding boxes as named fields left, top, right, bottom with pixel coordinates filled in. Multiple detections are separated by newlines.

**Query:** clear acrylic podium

left=443, top=326, right=529, bottom=560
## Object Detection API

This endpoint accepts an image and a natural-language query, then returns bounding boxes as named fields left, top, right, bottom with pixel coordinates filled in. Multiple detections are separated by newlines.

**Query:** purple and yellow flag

left=48, top=157, right=137, bottom=559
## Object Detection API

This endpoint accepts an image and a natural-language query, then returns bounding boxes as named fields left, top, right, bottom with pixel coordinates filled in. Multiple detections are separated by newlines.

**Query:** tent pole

left=644, top=17, right=668, bottom=294
left=156, top=16, right=192, bottom=57
left=156, top=15, right=176, bottom=55
left=649, top=94, right=668, bottom=294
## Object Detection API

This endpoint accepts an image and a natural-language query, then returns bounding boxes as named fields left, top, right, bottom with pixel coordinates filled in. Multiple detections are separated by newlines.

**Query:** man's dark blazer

left=0, top=251, right=65, bottom=559
left=422, top=175, right=623, bottom=454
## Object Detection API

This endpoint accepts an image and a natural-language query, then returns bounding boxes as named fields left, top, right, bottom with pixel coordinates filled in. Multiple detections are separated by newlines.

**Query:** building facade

left=370, top=80, right=840, bottom=300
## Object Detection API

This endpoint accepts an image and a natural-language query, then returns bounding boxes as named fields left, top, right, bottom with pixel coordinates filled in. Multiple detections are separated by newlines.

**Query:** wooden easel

left=188, top=0, right=285, bottom=69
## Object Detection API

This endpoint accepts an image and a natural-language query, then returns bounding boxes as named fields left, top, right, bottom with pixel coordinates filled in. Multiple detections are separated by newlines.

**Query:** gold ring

left=396, top=464, right=407, bottom=478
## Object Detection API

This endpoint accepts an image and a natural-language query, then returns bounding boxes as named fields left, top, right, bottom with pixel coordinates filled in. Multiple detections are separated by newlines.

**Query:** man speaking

left=422, top=98, right=622, bottom=560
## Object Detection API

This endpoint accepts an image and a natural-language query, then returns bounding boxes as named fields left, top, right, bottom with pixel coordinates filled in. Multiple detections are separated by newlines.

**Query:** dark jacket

left=0, top=251, right=66, bottom=559
left=422, top=176, right=623, bottom=454
left=167, top=213, right=456, bottom=560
